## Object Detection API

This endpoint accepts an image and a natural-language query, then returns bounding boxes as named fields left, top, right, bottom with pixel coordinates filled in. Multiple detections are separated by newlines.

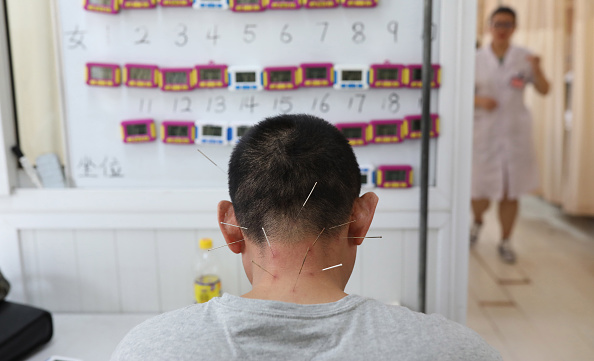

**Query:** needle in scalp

left=343, top=236, right=383, bottom=239
left=262, top=227, right=275, bottom=257
left=220, top=222, right=248, bottom=230
left=293, top=228, right=325, bottom=291
left=328, top=220, right=356, bottom=229
left=322, top=264, right=343, bottom=271
left=197, top=148, right=226, bottom=174
left=297, top=182, right=318, bottom=217
left=252, top=260, right=275, bottom=278
left=310, top=227, right=325, bottom=249
left=208, top=239, right=245, bottom=252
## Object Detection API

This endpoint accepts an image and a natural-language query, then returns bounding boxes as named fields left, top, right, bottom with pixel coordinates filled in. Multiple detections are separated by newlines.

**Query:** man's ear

left=348, top=192, right=379, bottom=245
left=217, top=201, right=245, bottom=254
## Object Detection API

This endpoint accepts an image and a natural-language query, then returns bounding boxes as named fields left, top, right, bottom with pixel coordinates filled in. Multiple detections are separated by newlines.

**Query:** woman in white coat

left=471, top=6, right=550, bottom=263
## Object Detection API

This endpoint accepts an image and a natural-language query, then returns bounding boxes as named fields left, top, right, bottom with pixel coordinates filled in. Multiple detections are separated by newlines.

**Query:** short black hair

left=490, top=6, right=516, bottom=23
left=228, top=114, right=361, bottom=247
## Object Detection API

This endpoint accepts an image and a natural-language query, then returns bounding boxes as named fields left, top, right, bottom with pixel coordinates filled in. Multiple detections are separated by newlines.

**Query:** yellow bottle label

left=194, top=275, right=221, bottom=303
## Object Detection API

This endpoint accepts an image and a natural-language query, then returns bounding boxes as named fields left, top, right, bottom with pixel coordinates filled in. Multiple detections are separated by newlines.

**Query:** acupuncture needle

left=262, top=227, right=275, bottom=257
left=328, top=220, right=356, bottom=229
left=297, top=182, right=318, bottom=217
left=220, top=222, right=248, bottom=230
left=252, top=260, right=275, bottom=278
left=196, top=148, right=226, bottom=174
left=208, top=239, right=245, bottom=252
left=322, top=264, right=343, bottom=271
left=294, top=228, right=325, bottom=291
left=343, top=236, right=383, bottom=239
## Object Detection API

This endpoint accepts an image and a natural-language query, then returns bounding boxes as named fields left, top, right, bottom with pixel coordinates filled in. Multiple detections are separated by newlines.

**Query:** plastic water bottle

left=194, top=238, right=222, bottom=303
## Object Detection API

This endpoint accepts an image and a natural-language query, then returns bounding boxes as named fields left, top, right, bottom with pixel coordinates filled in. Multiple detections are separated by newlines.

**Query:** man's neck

left=241, top=237, right=355, bottom=305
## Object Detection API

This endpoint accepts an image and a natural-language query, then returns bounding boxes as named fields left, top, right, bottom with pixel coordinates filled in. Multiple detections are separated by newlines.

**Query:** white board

left=54, top=1, right=441, bottom=188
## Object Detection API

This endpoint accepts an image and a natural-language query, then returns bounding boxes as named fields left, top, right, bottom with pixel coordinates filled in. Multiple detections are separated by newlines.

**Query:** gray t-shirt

left=111, top=293, right=501, bottom=361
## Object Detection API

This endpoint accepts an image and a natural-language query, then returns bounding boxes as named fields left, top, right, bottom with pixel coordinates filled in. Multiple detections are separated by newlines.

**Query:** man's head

left=227, top=114, right=361, bottom=246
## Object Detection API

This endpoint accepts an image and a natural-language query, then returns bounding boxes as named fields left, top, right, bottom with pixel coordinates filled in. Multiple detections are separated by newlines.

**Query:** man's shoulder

left=110, top=304, right=215, bottom=361
left=351, top=297, right=501, bottom=360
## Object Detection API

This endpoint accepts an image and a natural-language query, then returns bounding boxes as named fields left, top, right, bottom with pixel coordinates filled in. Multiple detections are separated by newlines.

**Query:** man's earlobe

left=348, top=192, right=379, bottom=245
left=217, top=201, right=245, bottom=254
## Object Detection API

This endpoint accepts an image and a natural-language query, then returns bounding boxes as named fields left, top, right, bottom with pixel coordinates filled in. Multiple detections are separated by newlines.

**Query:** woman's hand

left=526, top=54, right=550, bottom=95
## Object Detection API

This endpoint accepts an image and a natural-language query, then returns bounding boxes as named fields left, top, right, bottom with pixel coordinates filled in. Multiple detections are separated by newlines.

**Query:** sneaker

left=469, top=222, right=482, bottom=246
left=498, top=242, right=516, bottom=264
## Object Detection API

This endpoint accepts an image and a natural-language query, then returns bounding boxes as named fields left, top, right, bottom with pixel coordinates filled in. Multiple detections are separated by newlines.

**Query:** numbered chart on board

left=57, top=1, right=441, bottom=188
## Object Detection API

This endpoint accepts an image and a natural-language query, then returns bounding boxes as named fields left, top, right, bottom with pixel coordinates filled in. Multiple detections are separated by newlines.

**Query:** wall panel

left=76, top=230, right=120, bottom=312
left=17, top=227, right=445, bottom=313
left=35, top=230, right=81, bottom=312
left=115, top=230, right=160, bottom=312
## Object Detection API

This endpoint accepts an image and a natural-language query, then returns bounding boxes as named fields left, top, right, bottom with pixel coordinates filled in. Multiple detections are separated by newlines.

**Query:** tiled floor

left=466, top=196, right=594, bottom=361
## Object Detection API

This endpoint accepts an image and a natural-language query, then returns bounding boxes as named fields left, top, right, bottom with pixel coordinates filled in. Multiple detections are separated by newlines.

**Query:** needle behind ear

left=208, top=239, right=245, bottom=252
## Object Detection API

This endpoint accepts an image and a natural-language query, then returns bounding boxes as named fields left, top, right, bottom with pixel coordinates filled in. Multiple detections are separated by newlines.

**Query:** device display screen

left=377, top=68, right=399, bottom=80
left=89, top=0, right=111, bottom=5
left=411, top=119, right=422, bottom=131
left=237, top=0, right=258, bottom=4
left=129, top=68, right=152, bottom=81
left=386, top=170, right=407, bottom=182
left=165, top=72, right=188, bottom=84
left=342, top=127, right=362, bottom=139
left=202, top=125, right=223, bottom=136
left=168, top=125, right=189, bottom=137
left=376, top=124, right=398, bottom=136
left=412, top=68, right=434, bottom=82
left=90, top=66, right=113, bottom=80
left=236, top=72, right=256, bottom=83
left=126, top=124, right=147, bottom=136
left=342, top=71, right=363, bottom=81
left=270, top=70, right=292, bottom=83
left=305, top=67, right=327, bottom=79
left=236, top=126, right=250, bottom=137
left=361, top=174, right=368, bottom=184
left=200, top=68, right=222, bottom=80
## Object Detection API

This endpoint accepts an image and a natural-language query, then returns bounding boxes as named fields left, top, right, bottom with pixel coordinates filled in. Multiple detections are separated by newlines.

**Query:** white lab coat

left=472, top=44, right=539, bottom=200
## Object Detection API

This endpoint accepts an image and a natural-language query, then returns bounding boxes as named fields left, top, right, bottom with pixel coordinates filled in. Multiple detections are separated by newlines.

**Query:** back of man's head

left=228, top=114, right=361, bottom=247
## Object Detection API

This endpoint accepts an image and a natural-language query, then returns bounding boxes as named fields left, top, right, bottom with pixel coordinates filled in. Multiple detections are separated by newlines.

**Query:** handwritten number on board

left=381, top=92, right=400, bottom=113
left=207, top=26, right=220, bottom=46
left=139, top=99, right=153, bottom=113
left=174, top=97, right=192, bottom=112
left=387, top=21, right=398, bottom=42
left=135, top=26, right=150, bottom=45
left=273, top=96, right=293, bottom=113
left=311, top=93, right=331, bottom=113
left=421, top=23, right=437, bottom=41
left=206, top=96, right=226, bottom=113
left=352, top=22, right=366, bottom=44
left=348, top=94, right=366, bottom=113
left=243, top=24, right=257, bottom=43
left=175, top=23, right=188, bottom=47
left=240, top=96, right=259, bottom=113
left=317, top=22, right=329, bottom=42
left=280, top=24, right=293, bottom=44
